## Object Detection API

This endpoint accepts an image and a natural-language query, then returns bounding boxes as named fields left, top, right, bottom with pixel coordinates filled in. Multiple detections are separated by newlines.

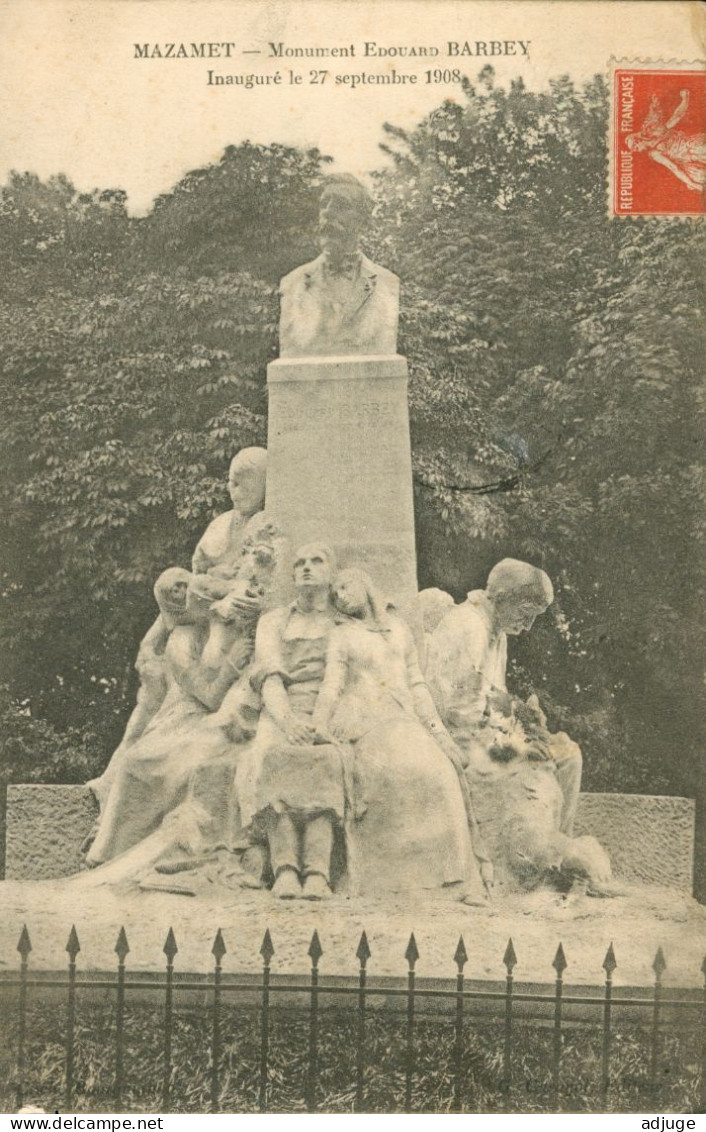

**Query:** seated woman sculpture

left=87, top=448, right=269, bottom=817
left=311, top=568, right=492, bottom=903
left=193, top=515, right=291, bottom=678
left=86, top=566, right=191, bottom=815
left=80, top=520, right=289, bottom=888
left=187, top=449, right=274, bottom=666
left=85, top=574, right=255, bottom=867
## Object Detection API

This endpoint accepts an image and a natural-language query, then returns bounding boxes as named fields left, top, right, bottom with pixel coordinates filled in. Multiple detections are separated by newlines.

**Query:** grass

left=1, top=1001, right=703, bottom=1114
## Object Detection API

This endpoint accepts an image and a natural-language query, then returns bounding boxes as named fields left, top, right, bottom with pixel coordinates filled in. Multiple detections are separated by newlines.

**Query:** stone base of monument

left=2, top=786, right=702, bottom=990
left=4, top=784, right=696, bottom=889
left=0, top=872, right=703, bottom=990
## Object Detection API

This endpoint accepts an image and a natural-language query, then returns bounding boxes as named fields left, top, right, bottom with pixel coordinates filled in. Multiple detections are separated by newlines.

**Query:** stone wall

left=5, top=784, right=98, bottom=881
left=574, top=793, right=695, bottom=892
left=2, top=784, right=696, bottom=890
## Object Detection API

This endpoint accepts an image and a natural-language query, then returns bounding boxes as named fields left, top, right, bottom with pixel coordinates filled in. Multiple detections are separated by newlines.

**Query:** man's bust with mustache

left=279, top=174, right=400, bottom=358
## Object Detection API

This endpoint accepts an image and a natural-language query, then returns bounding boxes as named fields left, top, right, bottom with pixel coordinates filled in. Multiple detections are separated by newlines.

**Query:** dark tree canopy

left=0, top=76, right=703, bottom=805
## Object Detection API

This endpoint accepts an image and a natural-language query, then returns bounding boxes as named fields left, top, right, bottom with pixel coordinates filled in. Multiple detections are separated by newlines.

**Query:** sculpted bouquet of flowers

left=485, top=692, right=553, bottom=765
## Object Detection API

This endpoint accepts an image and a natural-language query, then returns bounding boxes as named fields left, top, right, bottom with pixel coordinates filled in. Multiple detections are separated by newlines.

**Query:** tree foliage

left=372, top=71, right=704, bottom=795
left=0, top=146, right=330, bottom=752
left=0, top=78, right=703, bottom=797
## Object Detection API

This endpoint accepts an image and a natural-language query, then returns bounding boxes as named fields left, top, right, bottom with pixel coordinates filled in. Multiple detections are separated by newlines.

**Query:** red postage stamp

left=610, top=61, right=706, bottom=217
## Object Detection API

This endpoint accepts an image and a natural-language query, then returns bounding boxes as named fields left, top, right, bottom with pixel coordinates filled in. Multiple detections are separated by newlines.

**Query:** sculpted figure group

left=78, top=175, right=619, bottom=903
left=82, top=449, right=617, bottom=903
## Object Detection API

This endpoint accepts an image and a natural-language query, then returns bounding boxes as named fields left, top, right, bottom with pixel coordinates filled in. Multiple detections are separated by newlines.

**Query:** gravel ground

left=0, top=876, right=704, bottom=987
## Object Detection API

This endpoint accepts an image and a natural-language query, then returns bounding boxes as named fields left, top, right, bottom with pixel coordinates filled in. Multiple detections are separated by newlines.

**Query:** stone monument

left=265, top=174, right=418, bottom=607
left=2, top=172, right=700, bottom=931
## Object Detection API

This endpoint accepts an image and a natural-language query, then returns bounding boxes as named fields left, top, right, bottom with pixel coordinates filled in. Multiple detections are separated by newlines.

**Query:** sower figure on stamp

left=236, top=542, right=346, bottom=900
left=626, top=90, right=706, bottom=193
left=426, top=560, right=616, bottom=895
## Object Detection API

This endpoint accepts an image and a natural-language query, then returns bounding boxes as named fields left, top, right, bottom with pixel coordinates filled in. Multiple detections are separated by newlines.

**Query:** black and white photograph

left=0, top=0, right=704, bottom=1118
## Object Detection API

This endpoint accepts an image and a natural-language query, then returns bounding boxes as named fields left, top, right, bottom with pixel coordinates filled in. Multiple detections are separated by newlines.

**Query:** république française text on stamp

left=609, top=59, right=705, bottom=217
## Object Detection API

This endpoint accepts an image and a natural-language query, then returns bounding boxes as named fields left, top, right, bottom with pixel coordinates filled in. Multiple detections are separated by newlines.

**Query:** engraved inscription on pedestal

left=266, top=354, right=418, bottom=605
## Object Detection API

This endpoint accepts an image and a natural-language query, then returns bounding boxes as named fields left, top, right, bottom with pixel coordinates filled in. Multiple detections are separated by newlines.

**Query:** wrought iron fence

left=3, top=924, right=705, bottom=1114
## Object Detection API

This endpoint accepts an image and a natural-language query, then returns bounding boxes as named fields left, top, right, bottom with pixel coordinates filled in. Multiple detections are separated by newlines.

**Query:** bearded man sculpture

left=426, top=560, right=617, bottom=896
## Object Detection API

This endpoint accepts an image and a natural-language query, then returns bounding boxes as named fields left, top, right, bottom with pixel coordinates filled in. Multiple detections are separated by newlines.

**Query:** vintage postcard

left=0, top=0, right=704, bottom=1118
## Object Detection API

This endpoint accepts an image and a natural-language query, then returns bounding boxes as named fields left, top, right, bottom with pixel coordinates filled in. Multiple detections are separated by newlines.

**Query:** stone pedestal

left=3, top=784, right=696, bottom=888
left=266, top=354, right=417, bottom=605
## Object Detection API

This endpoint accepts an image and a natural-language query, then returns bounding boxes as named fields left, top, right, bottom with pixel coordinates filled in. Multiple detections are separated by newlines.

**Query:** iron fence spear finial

left=405, top=932, right=419, bottom=970
left=308, top=930, right=323, bottom=966
left=553, top=942, right=567, bottom=976
left=503, top=937, right=517, bottom=974
left=260, top=928, right=275, bottom=965
left=115, top=927, right=130, bottom=962
left=356, top=930, right=371, bottom=967
left=66, top=925, right=81, bottom=959
left=163, top=927, right=178, bottom=961
left=212, top=928, right=227, bottom=962
left=652, top=946, right=666, bottom=977
left=17, top=925, right=32, bottom=959
left=454, top=935, right=468, bottom=973
left=603, top=942, right=617, bottom=975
